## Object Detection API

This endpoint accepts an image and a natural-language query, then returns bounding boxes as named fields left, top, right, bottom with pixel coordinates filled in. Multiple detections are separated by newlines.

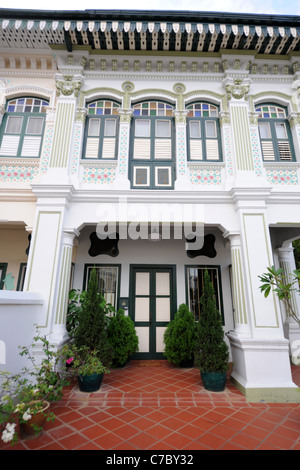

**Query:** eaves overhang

left=0, top=8, right=299, bottom=55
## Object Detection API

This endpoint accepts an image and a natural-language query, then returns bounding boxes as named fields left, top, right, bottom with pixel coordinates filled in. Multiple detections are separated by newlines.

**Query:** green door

left=130, top=265, right=176, bottom=359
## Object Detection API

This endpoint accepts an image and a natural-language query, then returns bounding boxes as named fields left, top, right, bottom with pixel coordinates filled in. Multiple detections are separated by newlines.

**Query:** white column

left=113, top=108, right=132, bottom=190
left=49, top=229, right=79, bottom=345
left=276, top=244, right=300, bottom=364
left=174, top=110, right=192, bottom=190
left=224, top=231, right=251, bottom=337
left=225, top=192, right=298, bottom=401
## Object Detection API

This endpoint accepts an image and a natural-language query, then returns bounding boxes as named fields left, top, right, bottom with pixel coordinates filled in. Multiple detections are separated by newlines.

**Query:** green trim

left=256, top=102, right=296, bottom=162
left=130, top=264, right=177, bottom=360
left=129, top=106, right=176, bottom=189
left=0, top=263, right=7, bottom=290
left=184, top=264, right=224, bottom=323
left=0, top=100, right=48, bottom=159
left=186, top=101, right=222, bottom=162
left=16, top=262, right=27, bottom=291
left=83, top=263, right=121, bottom=310
left=82, top=101, right=120, bottom=160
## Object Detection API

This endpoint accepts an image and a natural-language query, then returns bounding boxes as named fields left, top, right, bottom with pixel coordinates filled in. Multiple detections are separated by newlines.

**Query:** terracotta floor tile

left=80, top=424, right=108, bottom=440
left=4, top=363, right=299, bottom=451
left=57, top=432, right=90, bottom=450
left=196, top=432, right=227, bottom=450
left=94, top=431, right=124, bottom=449
left=127, top=431, right=159, bottom=449
left=229, top=431, right=262, bottom=450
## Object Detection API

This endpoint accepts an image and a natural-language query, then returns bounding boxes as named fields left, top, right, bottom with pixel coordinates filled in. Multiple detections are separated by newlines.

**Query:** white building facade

left=0, top=8, right=300, bottom=402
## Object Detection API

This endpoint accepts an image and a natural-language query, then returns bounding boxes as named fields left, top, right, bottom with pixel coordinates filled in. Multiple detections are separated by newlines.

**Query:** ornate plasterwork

left=55, top=74, right=83, bottom=98
left=0, top=159, right=40, bottom=182
left=3, top=84, right=56, bottom=107
left=81, top=162, right=117, bottom=184
left=225, top=79, right=250, bottom=101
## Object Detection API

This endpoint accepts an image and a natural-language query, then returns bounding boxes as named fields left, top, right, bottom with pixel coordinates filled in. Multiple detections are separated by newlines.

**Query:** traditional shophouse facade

left=0, top=8, right=300, bottom=401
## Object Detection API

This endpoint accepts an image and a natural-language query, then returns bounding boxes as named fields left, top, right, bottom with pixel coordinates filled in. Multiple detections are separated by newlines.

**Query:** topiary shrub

left=73, top=267, right=113, bottom=368
left=163, top=304, right=197, bottom=367
left=107, top=310, right=139, bottom=367
left=194, top=270, right=229, bottom=373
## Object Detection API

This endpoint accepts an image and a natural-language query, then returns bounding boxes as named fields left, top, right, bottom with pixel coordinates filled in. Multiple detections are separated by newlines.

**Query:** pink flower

left=66, top=357, right=74, bottom=364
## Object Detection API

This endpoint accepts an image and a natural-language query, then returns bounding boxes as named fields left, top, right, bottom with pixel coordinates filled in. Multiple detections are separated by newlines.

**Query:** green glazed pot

left=78, top=373, right=103, bottom=392
left=200, top=370, right=227, bottom=392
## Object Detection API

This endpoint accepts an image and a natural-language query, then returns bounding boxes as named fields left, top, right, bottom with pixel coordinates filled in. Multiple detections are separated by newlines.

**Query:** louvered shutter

left=133, top=139, right=151, bottom=159
left=154, top=139, right=172, bottom=159
left=0, top=135, right=20, bottom=156
left=206, top=140, right=219, bottom=160
left=261, top=141, right=275, bottom=161
left=102, top=138, right=116, bottom=158
left=21, top=137, right=42, bottom=157
left=278, top=141, right=292, bottom=161
left=190, top=140, right=203, bottom=160
left=85, top=138, right=99, bottom=159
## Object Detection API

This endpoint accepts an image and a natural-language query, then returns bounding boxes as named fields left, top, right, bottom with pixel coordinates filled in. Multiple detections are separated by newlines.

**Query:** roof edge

left=0, top=8, right=299, bottom=26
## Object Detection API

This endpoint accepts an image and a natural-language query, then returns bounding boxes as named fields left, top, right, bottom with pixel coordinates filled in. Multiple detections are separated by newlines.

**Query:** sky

left=1, top=0, right=300, bottom=16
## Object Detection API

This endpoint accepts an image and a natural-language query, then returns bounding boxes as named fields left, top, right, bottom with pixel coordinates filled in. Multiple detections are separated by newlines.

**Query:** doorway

left=130, top=265, right=176, bottom=359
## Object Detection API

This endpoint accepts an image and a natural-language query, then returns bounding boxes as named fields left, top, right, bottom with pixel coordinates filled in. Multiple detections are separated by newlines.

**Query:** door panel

left=131, top=266, right=175, bottom=359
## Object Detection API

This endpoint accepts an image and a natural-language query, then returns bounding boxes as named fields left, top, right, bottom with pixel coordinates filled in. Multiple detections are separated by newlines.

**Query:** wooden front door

left=130, top=265, right=176, bottom=359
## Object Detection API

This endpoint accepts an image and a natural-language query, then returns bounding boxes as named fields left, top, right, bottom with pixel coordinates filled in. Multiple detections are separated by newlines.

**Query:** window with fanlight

left=0, top=97, right=49, bottom=158
left=83, top=100, right=120, bottom=160
left=130, top=101, right=175, bottom=189
left=186, top=102, right=222, bottom=162
left=256, top=104, right=295, bottom=162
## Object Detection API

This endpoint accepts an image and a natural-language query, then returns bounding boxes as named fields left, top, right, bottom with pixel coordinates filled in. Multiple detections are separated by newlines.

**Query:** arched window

left=130, top=101, right=175, bottom=189
left=186, top=102, right=222, bottom=161
left=256, top=104, right=295, bottom=162
left=0, top=97, right=49, bottom=158
left=83, top=100, right=120, bottom=159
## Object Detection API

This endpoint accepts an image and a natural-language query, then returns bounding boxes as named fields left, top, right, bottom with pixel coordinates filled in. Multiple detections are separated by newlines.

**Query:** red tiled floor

left=1, top=361, right=299, bottom=451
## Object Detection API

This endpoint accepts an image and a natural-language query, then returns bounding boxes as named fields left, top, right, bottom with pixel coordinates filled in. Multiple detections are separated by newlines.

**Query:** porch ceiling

left=0, top=9, right=299, bottom=55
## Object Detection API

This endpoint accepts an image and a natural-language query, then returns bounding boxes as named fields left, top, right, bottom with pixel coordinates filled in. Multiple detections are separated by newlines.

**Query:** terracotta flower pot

left=19, top=400, right=50, bottom=439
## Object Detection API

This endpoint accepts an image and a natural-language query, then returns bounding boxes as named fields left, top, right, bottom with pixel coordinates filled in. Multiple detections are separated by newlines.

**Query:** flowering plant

left=61, top=344, right=109, bottom=377
left=0, top=330, right=69, bottom=446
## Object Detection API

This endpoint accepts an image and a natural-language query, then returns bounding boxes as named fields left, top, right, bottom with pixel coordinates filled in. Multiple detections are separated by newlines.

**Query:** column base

left=284, top=321, right=300, bottom=365
left=228, top=332, right=300, bottom=403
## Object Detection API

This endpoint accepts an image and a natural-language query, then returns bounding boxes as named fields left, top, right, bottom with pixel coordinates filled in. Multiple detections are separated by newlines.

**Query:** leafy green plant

left=73, top=268, right=113, bottom=367
left=163, top=304, right=197, bottom=366
left=107, top=310, right=139, bottom=367
left=194, top=270, right=229, bottom=372
left=61, top=344, right=109, bottom=377
left=259, top=266, right=300, bottom=326
left=0, top=329, right=69, bottom=446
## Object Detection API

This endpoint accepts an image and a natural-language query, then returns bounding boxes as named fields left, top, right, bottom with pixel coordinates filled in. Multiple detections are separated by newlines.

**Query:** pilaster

left=276, top=244, right=300, bottom=364
left=23, top=185, right=74, bottom=342
left=42, top=72, right=83, bottom=184
left=225, top=189, right=298, bottom=401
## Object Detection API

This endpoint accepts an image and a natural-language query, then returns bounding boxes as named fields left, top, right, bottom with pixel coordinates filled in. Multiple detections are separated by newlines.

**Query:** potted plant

left=0, top=330, right=69, bottom=445
left=62, top=344, right=109, bottom=393
left=107, top=309, right=139, bottom=367
left=163, top=304, right=197, bottom=367
left=72, top=267, right=113, bottom=368
left=194, top=270, right=229, bottom=391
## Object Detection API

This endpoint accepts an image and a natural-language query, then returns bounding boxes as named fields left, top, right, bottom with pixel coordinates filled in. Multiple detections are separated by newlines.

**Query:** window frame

left=256, top=103, right=296, bottom=162
left=186, top=102, right=222, bottom=162
left=0, top=97, right=49, bottom=159
left=83, top=263, right=121, bottom=310
left=82, top=100, right=120, bottom=160
left=185, top=265, right=224, bottom=323
left=130, top=100, right=175, bottom=190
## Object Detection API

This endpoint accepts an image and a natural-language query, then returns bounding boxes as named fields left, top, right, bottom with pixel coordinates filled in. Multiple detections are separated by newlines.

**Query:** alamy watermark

left=96, top=197, right=205, bottom=251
